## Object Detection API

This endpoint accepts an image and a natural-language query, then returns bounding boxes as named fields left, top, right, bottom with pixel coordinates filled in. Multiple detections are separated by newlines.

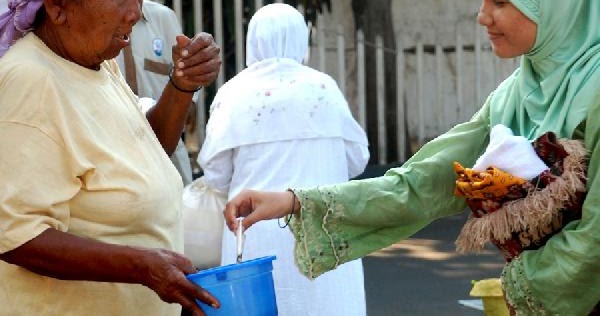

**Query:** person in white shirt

left=116, top=0, right=194, bottom=185
left=198, top=4, right=370, bottom=316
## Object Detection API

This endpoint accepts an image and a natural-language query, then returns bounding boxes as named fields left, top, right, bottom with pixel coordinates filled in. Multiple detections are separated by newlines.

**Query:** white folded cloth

left=472, top=124, right=549, bottom=180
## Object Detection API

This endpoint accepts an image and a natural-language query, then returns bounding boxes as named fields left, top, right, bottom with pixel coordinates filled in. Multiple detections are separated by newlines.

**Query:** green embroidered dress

left=288, top=1, right=600, bottom=315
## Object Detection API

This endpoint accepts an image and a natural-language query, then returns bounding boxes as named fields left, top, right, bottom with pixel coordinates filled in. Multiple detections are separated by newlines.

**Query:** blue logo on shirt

left=153, top=38, right=164, bottom=57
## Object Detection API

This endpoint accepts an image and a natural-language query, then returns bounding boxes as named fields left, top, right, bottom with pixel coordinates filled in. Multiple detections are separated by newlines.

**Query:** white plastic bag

left=182, top=176, right=227, bottom=269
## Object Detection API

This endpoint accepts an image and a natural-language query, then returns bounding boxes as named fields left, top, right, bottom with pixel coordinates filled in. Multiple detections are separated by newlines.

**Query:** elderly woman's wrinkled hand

left=139, top=248, right=220, bottom=315
left=171, top=32, right=221, bottom=91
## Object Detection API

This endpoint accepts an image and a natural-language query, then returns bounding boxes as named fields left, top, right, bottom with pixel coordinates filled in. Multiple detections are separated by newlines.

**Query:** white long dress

left=198, top=5, right=370, bottom=315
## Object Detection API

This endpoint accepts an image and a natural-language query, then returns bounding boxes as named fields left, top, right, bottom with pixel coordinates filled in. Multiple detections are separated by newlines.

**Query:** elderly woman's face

left=60, top=0, right=141, bottom=68
left=477, top=0, right=537, bottom=58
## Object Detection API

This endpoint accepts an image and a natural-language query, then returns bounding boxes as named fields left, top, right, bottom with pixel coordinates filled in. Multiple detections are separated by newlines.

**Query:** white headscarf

left=200, top=3, right=367, bottom=162
left=245, top=3, right=308, bottom=66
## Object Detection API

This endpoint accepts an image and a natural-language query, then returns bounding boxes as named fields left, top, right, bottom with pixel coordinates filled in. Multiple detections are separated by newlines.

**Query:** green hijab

left=489, top=0, right=600, bottom=139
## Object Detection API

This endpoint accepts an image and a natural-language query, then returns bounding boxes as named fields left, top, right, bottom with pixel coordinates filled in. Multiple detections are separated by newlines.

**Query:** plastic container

left=470, top=278, right=510, bottom=316
left=187, top=256, right=277, bottom=316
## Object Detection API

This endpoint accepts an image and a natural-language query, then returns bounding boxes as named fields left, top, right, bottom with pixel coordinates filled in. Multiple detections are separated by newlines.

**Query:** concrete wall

left=392, top=0, right=481, bottom=46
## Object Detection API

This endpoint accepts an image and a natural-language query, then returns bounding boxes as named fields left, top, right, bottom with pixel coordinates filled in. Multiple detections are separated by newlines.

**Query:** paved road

left=362, top=212, right=505, bottom=316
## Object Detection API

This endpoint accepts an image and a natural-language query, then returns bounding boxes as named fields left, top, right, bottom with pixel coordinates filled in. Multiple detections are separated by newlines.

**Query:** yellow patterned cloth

left=453, top=162, right=527, bottom=200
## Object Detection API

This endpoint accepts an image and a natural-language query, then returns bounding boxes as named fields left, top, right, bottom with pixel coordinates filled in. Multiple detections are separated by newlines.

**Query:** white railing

left=309, top=23, right=519, bottom=164
left=171, top=1, right=519, bottom=164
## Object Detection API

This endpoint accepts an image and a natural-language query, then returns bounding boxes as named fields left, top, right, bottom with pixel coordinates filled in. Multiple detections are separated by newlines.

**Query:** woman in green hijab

left=224, top=0, right=600, bottom=315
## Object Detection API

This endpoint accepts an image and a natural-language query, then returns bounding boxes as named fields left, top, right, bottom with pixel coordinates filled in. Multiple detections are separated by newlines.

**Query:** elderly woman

left=225, top=1, right=600, bottom=315
left=0, top=1, right=221, bottom=316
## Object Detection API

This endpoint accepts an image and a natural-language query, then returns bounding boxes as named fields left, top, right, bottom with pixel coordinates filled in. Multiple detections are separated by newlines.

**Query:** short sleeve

left=0, top=122, right=80, bottom=253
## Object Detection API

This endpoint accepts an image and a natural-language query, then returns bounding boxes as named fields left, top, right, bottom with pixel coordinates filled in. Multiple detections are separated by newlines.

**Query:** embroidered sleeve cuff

left=501, top=257, right=548, bottom=316
left=289, top=187, right=343, bottom=279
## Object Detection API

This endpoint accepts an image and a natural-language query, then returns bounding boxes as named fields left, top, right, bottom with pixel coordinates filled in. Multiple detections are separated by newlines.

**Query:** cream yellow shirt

left=0, top=33, right=183, bottom=316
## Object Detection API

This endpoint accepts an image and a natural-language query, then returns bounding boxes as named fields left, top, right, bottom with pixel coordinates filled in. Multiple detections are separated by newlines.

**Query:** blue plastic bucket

left=187, top=256, right=277, bottom=316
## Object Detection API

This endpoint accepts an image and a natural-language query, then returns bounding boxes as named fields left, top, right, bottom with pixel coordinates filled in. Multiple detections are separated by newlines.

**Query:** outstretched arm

left=224, top=104, right=492, bottom=279
left=0, top=228, right=219, bottom=316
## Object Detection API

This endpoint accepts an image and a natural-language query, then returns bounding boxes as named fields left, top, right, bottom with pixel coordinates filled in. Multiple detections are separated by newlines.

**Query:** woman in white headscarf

left=198, top=3, right=369, bottom=316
